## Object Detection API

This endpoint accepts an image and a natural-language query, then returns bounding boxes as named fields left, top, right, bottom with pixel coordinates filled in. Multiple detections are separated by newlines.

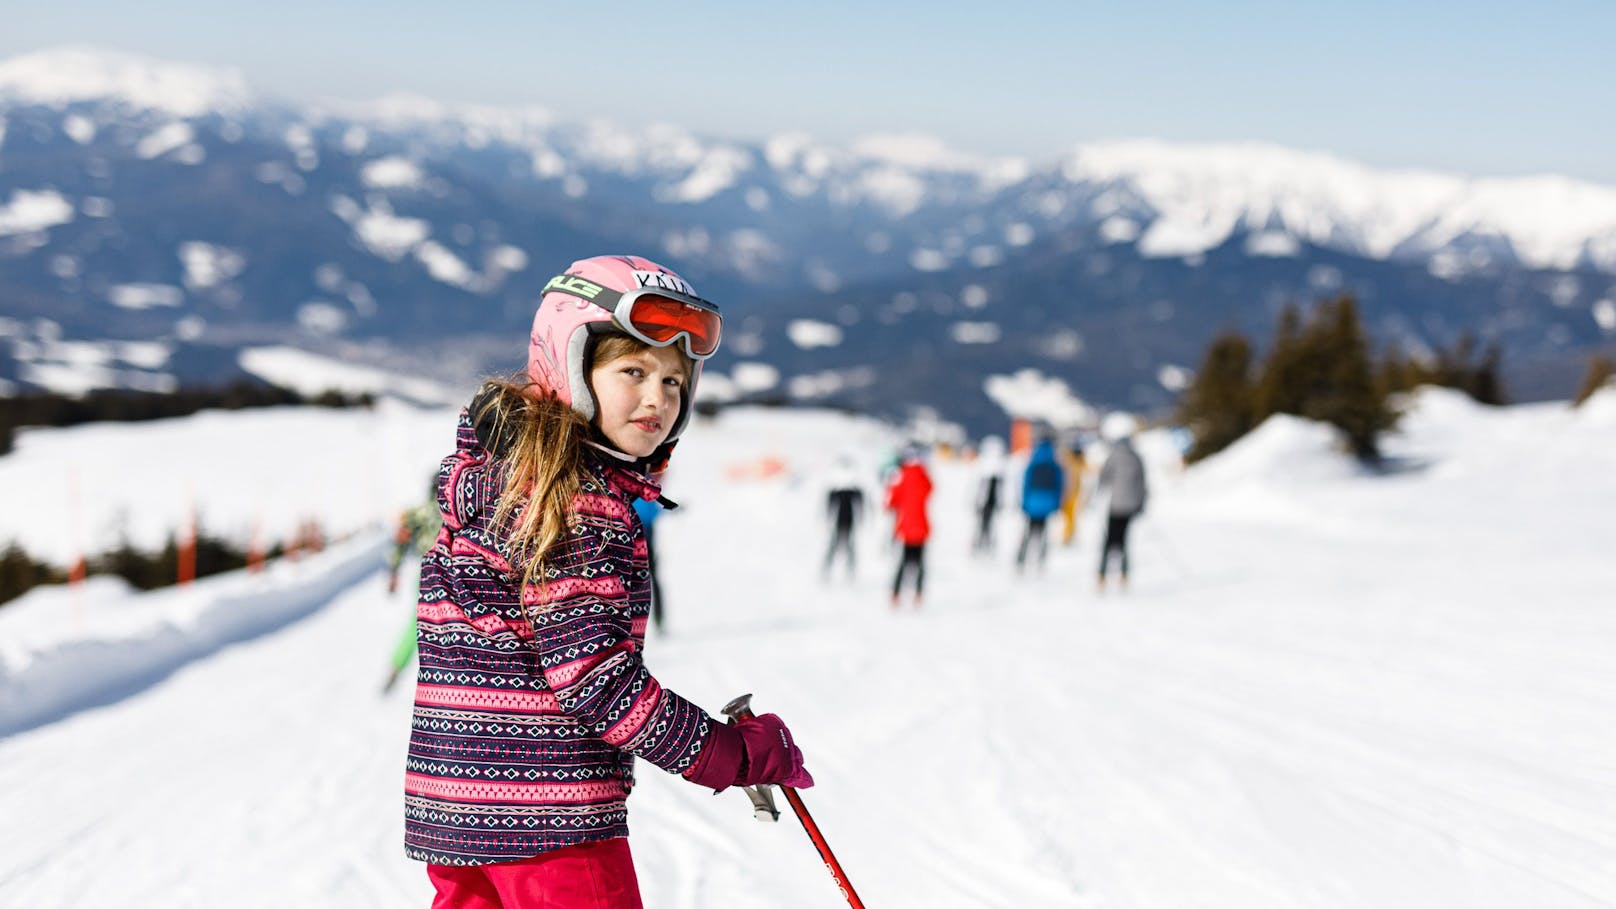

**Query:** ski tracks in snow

left=1047, top=583, right=1616, bottom=909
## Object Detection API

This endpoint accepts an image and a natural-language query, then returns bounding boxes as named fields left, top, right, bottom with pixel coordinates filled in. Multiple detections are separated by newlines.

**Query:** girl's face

left=589, top=343, right=686, bottom=457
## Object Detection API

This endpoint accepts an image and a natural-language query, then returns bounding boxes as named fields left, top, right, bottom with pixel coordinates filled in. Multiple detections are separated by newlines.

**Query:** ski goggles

left=544, top=273, right=724, bottom=359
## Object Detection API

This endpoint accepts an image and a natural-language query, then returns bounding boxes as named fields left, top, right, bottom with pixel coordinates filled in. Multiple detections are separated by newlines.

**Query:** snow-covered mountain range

left=2, top=47, right=1613, bottom=424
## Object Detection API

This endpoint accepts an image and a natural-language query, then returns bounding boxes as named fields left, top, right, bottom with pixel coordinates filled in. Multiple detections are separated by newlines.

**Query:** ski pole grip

left=721, top=693, right=780, bottom=821
left=722, top=693, right=756, bottom=722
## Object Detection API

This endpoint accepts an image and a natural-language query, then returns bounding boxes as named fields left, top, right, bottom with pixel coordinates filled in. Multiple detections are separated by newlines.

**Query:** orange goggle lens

left=623, top=294, right=723, bottom=358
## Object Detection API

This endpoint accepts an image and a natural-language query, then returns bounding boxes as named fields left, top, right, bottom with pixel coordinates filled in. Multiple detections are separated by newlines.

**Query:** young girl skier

left=406, top=255, right=814, bottom=908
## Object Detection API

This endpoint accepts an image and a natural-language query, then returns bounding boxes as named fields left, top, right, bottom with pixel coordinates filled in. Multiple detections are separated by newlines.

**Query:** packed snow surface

left=1, top=389, right=1613, bottom=907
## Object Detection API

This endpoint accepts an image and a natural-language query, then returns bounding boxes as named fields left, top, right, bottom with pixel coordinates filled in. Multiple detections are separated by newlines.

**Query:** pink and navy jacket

left=404, top=405, right=718, bottom=866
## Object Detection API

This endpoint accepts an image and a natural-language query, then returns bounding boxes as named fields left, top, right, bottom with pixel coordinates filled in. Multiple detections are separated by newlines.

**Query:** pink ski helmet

left=527, top=254, right=720, bottom=444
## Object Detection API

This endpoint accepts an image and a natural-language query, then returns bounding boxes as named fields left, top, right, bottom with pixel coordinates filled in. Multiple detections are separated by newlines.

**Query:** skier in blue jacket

left=1016, top=438, right=1065, bottom=573
left=632, top=496, right=667, bottom=634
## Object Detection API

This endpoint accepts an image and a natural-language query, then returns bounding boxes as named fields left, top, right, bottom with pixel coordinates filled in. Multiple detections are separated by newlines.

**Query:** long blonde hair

left=476, top=334, right=692, bottom=587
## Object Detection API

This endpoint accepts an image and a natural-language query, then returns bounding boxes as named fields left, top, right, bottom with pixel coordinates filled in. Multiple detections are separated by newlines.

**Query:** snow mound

left=1188, top=413, right=1361, bottom=489
left=1392, top=385, right=1490, bottom=435
left=1574, top=383, right=1616, bottom=426
left=0, top=538, right=383, bottom=737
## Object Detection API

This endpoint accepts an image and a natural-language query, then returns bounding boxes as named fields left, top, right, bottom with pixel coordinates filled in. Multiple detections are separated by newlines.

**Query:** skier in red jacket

left=884, top=447, right=933, bottom=608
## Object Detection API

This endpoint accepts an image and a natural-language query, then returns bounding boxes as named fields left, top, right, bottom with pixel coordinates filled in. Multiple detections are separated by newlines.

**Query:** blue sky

left=2, top=0, right=1612, bottom=182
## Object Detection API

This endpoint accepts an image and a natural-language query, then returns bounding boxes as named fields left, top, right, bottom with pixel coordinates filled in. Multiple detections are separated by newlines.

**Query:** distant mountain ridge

left=2, top=47, right=1612, bottom=428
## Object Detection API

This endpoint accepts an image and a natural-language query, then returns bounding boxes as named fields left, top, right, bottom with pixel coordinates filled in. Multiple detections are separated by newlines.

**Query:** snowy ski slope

left=2, top=389, right=1614, bottom=907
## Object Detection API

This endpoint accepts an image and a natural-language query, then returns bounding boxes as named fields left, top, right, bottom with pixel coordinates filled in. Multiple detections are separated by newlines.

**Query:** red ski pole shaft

left=724, top=695, right=867, bottom=909
left=778, top=785, right=866, bottom=909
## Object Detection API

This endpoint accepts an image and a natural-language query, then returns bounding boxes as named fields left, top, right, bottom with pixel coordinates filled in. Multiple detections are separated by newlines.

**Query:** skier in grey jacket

left=1096, top=414, right=1148, bottom=592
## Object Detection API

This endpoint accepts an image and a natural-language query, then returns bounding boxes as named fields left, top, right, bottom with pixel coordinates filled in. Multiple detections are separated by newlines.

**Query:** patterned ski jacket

left=404, top=406, right=719, bottom=866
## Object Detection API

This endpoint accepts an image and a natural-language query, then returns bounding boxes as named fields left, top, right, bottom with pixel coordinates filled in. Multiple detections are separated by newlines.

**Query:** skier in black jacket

left=824, top=456, right=865, bottom=580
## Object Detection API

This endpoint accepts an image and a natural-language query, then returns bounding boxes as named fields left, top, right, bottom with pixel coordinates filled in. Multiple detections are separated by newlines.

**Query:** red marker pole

left=723, top=694, right=867, bottom=909
left=177, top=503, right=197, bottom=587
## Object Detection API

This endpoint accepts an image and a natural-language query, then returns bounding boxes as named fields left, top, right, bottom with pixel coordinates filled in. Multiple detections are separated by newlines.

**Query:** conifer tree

left=1305, top=296, right=1396, bottom=460
left=1466, top=343, right=1506, bottom=405
left=1255, top=304, right=1308, bottom=419
left=1434, top=332, right=1477, bottom=390
left=1252, top=295, right=1395, bottom=461
left=1371, top=333, right=1508, bottom=405
left=1376, top=342, right=1417, bottom=399
left=1183, top=295, right=1405, bottom=464
left=1400, top=333, right=1509, bottom=404
left=1177, top=331, right=1257, bottom=463
left=0, top=544, right=60, bottom=606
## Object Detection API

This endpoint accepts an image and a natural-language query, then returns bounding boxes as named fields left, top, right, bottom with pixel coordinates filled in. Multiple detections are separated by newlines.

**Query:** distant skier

left=381, top=492, right=441, bottom=695
left=972, top=436, right=1007, bottom=554
left=823, top=455, right=865, bottom=580
left=632, top=496, right=667, bottom=634
left=1057, top=441, right=1087, bottom=546
left=885, top=445, right=933, bottom=608
left=1015, top=437, right=1065, bottom=573
left=405, top=255, right=812, bottom=904
left=1096, top=414, right=1148, bottom=593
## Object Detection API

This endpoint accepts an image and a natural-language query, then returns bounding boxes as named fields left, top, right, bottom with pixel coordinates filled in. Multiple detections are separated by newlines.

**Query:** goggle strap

left=544, top=274, right=622, bottom=309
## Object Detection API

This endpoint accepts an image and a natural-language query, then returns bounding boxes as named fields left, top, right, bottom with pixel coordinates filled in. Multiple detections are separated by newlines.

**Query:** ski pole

left=723, top=694, right=867, bottom=909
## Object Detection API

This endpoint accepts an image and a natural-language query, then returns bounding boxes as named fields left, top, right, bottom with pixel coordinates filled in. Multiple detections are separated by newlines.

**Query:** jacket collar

left=582, top=444, right=664, bottom=503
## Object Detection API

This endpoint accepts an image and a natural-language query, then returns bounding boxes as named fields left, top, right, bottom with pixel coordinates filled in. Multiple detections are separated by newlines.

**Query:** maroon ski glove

left=683, top=713, right=814, bottom=792
left=734, top=713, right=814, bottom=789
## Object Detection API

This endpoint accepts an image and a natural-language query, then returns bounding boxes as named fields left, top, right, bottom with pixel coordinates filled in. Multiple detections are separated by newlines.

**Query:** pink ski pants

left=427, top=838, right=643, bottom=909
